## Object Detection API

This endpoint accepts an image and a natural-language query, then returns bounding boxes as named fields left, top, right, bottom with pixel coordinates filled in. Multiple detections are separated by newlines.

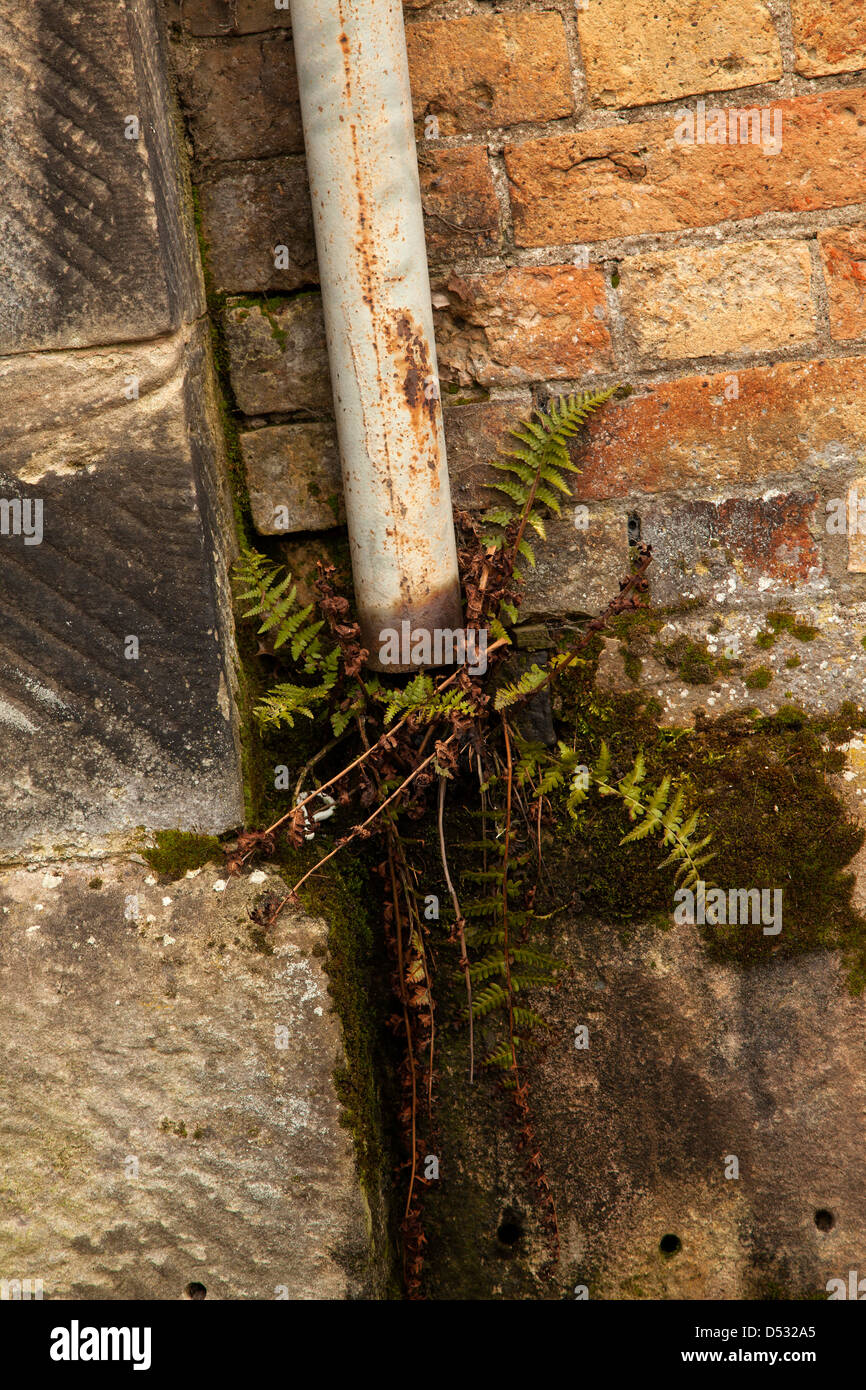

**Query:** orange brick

left=506, top=90, right=866, bottom=247
left=618, top=241, right=815, bottom=363
left=573, top=358, right=866, bottom=500
left=406, top=14, right=573, bottom=136
left=576, top=0, right=782, bottom=108
left=791, top=0, right=866, bottom=77
left=819, top=227, right=866, bottom=341
left=419, top=147, right=500, bottom=261
left=433, top=266, right=613, bottom=388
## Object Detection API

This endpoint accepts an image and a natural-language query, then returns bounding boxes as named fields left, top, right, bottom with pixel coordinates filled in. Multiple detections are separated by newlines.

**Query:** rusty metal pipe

left=289, top=0, right=463, bottom=669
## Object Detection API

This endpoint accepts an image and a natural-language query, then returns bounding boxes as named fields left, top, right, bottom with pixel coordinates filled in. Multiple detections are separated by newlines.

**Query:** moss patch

left=143, top=830, right=223, bottom=878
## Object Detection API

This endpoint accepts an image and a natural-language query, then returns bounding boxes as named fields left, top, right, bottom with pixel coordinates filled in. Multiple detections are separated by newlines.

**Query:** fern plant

left=234, top=547, right=341, bottom=730
left=482, top=387, right=616, bottom=571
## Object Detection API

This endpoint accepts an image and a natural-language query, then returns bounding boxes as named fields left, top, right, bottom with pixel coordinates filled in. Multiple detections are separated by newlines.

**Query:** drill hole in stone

left=659, top=1233, right=681, bottom=1256
left=185, top=1281, right=207, bottom=1300
left=627, top=512, right=641, bottom=546
left=814, top=1209, right=835, bottom=1232
left=496, top=1218, right=523, bottom=1247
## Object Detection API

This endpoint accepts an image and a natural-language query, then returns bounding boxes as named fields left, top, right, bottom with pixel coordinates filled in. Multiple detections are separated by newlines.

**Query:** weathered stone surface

left=181, top=0, right=291, bottom=35
left=521, top=508, right=632, bottom=621
left=640, top=493, right=823, bottom=608
left=791, top=0, right=866, bottom=77
left=419, top=147, right=500, bottom=261
left=434, top=266, right=613, bottom=387
left=171, top=33, right=302, bottom=165
left=405, top=14, right=574, bottom=136
left=618, top=241, right=816, bottom=363
left=848, top=479, right=866, bottom=573
left=0, top=0, right=203, bottom=354
left=241, top=423, right=344, bottom=534
left=0, top=326, right=243, bottom=855
left=575, top=358, right=866, bottom=501
left=819, top=227, right=866, bottom=342
left=443, top=394, right=534, bottom=512
left=576, top=0, right=783, bottom=108
left=224, top=295, right=331, bottom=415
left=199, top=160, right=317, bottom=295
left=595, top=601, right=866, bottom=724
left=506, top=90, right=866, bottom=248
left=0, top=859, right=370, bottom=1299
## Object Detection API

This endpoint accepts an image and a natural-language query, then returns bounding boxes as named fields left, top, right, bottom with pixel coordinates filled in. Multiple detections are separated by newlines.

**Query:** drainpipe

left=289, top=0, right=463, bottom=670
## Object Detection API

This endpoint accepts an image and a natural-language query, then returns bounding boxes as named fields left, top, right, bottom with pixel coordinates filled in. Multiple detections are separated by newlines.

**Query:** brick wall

left=166, top=0, right=866, bottom=715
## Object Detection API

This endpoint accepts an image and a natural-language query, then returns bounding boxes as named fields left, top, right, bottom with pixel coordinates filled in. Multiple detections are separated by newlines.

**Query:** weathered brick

left=224, top=295, right=331, bottom=415
left=642, top=494, right=821, bottom=607
left=406, top=14, right=573, bottom=136
left=419, top=147, right=500, bottom=260
left=618, top=241, right=816, bottom=364
left=791, top=0, right=866, bottom=77
left=819, top=227, right=866, bottom=342
left=575, top=358, right=866, bottom=500
left=576, top=0, right=782, bottom=108
left=241, top=424, right=344, bottom=534
left=181, top=0, right=291, bottom=34
left=172, top=35, right=302, bottom=164
left=199, top=160, right=317, bottom=294
left=442, top=393, right=533, bottom=510
left=433, top=266, right=613, bottom=388
left=521, top=509, right=632, bottom=621
left=506, top=90, right=866, bottom=248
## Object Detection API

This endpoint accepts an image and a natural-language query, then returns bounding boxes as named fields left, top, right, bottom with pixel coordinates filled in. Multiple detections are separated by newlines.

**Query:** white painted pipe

left=289, top=0, right=463, bottom=669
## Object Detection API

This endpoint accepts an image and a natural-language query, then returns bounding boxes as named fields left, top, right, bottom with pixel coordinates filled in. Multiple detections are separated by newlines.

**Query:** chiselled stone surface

left=0, top=860, right=370, bottom=1299
left=224, top=295, right=331, bottom=415
left=791, top=0, right=866, bottom=77
left=0, top=0, right=203, bottom=354
left=241, top=424, right=345, bottom=534
left=199, top=160, right=317, bottom=295
left=618, top=241, right=816, bottom=363
left=506, top=90, right=866, bottom=248
left=576, top=0, right=783, bottom=108
left=0, top=326, right=243, bottom=855
left=171, top=33, right=302, bottom=165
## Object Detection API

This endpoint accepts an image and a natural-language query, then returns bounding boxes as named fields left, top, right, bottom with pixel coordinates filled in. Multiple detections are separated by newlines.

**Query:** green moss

left=745, top=665, right=773, bottom=690
left=548, top=656, right=866, bottom=984
left=785, top=654, right=801, bottom=669
left=767, top=610, right=818, bottom=642
left=87, top=877, right=103, bottom=890
left=620, top=644, right=643, bottom=682
left=143, top=831, right=223, bottom=879
left=755, top=631, right=776, bottom=650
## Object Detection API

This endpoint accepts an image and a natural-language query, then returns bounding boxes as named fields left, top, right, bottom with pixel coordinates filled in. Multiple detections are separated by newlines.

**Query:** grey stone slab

left=224, top=294, right=331, bottom=415
left=0, top=328, right=243, bottom=855
left=241, top=423, right=345, bottom=534
left=0, top=859, right=370, bottom=1298
left=199, top=159, right=317, bottom=295
left=171, top=33, right=302, bottom=164
left=0, top=0, right=203, bottom=354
